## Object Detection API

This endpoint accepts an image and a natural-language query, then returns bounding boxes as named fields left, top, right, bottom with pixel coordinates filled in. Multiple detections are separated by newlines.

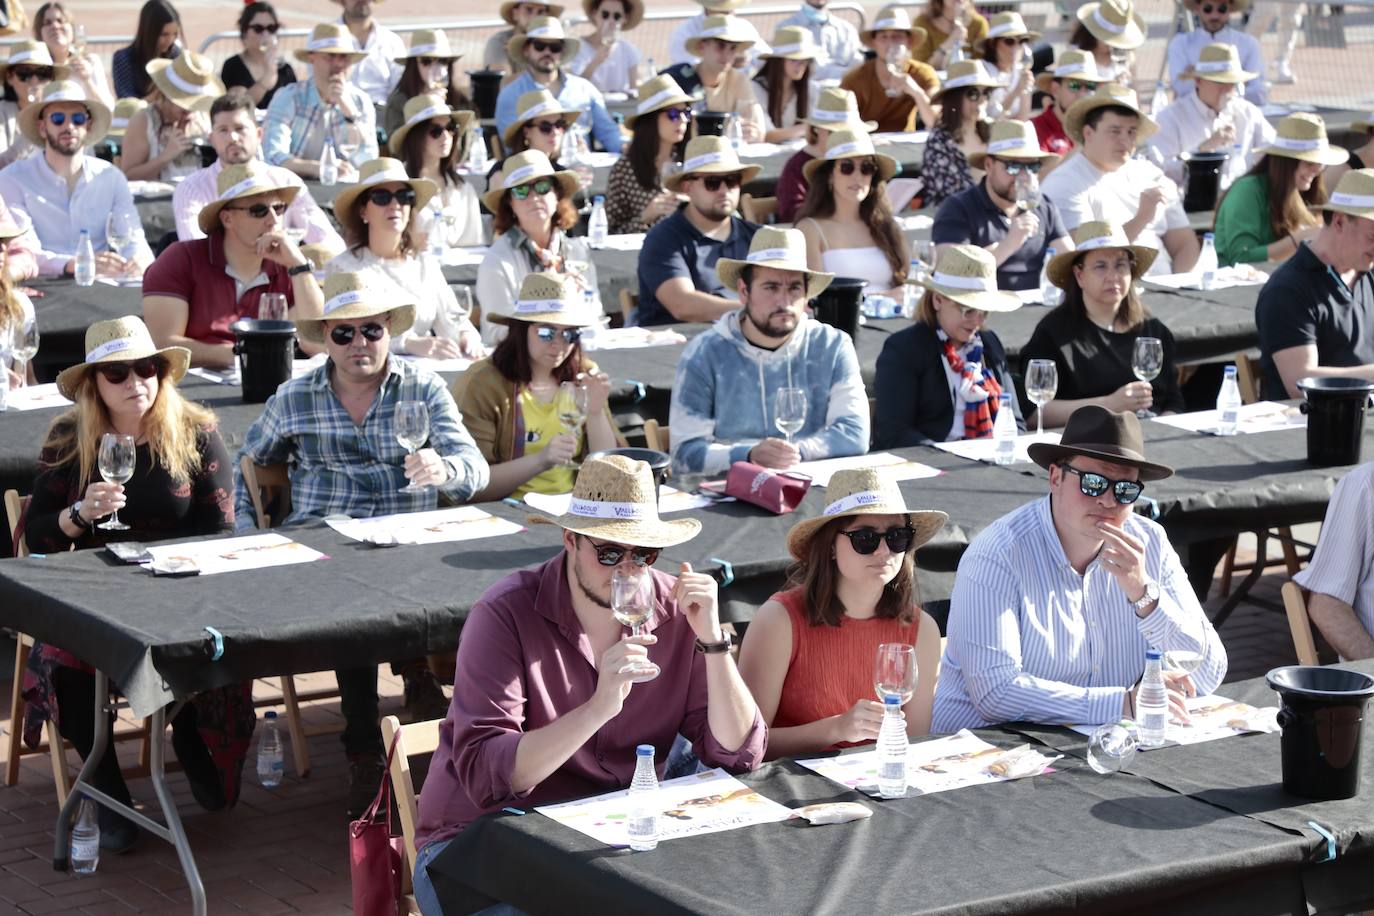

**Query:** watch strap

left=287, top=262, right=313, bottom=276
left=69, top=502, right=91, bottom=530
left=695, top=632, right=732, bottom=654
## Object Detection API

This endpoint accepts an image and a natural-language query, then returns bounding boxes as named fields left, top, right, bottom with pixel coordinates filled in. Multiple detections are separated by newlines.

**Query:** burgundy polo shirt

left=141, top=232, right=294, bottom=345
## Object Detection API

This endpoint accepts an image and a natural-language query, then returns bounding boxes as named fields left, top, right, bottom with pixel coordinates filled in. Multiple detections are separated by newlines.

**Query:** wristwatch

left=694, top=632, right=732, bottom=654
left=69, top=501, right=91, bottom=530
left=286, top=262, right=313, bottom=276
left=1131, top=581, right=1160, bottom=614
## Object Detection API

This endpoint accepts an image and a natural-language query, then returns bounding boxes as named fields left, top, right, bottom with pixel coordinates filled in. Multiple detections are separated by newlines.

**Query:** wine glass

left=258, top=292, right=287, bottom=322
left=446, top=286, right=474, bottom=332
left=10, top=319, right=38, bottom=386
left=97, top=433, right=136, bottom=531
left=1014, top=169, right=1041, bottom=213
left=1024, top=359, right=1058, bottom=438
left=555, top=381, right=590, bottom=468
left=612, top=566, right=659, bottom=683
left=884, top=45, right=908, bottom=98
left=334, top=120, right=362, bottom=166
left=1164, top=649, right=1205, bottom=676
left=874, top=643, right=917, bottom=704
left=283, top=206, right=309, bottom=247
left=1087, top=721, right=1139, bottom=774
left=394, top=400, right=431, bottom=493
left=106, top=211, right=133, bottom=259
left=773, top=387, right=807, bottom=445
left=72, top=24, right=87, bottom=58
left=1131, top=337, right=1164, bottom=419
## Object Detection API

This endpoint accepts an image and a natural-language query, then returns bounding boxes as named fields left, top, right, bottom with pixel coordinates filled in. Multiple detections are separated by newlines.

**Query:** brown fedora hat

left=1027, top=405, right=1173, bottom=481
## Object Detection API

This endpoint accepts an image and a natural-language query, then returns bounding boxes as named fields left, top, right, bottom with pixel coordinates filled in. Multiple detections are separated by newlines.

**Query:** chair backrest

left=740, top=194, right=778, bottom=225
left=1233, top=351, right=1262, bottom=405
left=381, top=714, right=444, bottom=881
left=4, top=489, right=28, bottom=559
left=618, top=288, right=638, bottom=328
left=643, top=419, right=670, bottom=453
left=1281, top=581, right=1320, bottom=666
left=239, top=456, right=292, bottom=529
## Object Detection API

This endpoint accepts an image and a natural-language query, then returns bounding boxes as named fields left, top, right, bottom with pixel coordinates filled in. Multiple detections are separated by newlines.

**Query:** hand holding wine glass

left=97, top=433, right=136, bottom=531
left=394, top=400, right=431, bottom=493
left=1024, top=359, right=1057, bottom=438
left=612, top=566, right=659, bottom=683
left=555, top=381, right=590, bottom=468
left=1131, top=337, right=1164, bottom=419
left=884, top=45, right=908, bottom=98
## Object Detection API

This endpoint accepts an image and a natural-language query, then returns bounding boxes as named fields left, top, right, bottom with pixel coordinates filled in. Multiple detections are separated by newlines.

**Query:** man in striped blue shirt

left=933, top=406, right=1226, bottom=733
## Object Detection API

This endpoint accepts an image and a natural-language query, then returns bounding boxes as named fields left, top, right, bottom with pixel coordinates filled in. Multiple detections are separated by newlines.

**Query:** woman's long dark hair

left=394, top=59, right=472, bottom=111
left=237, top=1, right=277, bottom=36
left=340, top=193, right=419, bottom=257
left=794, top=160, right=909, bottom=285
left=754, top=57, right=811, bottom=129
left=1060, top=249, right=1147, bottom=331
left=402, top=116, right=464, bottom=194
left=786, top=515, right=918, bottom=627
left=1216, top=154, right=1325, bottom=242
left=938, top=85, right=993, bottom=142
left=490, top=318, right=585, bottom=385
left=127, top=0, right=182, bottom=99
left=627, top=108, right=688, bottom=189
left=1070, top=22, right=1099, bottom=53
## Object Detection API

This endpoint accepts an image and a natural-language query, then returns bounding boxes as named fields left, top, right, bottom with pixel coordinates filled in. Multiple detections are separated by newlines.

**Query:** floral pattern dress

left=922, top=125, right=977, bottom=209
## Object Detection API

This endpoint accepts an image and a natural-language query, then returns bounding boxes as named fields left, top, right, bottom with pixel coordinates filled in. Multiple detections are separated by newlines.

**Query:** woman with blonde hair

left=0, top=211, right=36, bottom=387
left=120, top=50, right=221, bottom=182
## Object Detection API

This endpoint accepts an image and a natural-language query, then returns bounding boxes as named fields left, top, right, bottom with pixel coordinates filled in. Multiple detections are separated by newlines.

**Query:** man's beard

left=573, top=555, right=612, bottom=609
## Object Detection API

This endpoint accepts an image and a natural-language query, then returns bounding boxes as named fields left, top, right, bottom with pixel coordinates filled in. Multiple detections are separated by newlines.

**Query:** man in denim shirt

left=669, top=227, right=870, bottom=474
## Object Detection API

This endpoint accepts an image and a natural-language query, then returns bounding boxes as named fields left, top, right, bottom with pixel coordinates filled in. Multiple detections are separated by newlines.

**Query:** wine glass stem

left=1035, top=408, right=1043, bottom=437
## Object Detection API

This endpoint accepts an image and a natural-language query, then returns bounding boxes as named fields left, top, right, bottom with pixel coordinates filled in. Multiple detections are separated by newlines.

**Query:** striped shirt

left=232, top=357, right=489, bottom=529
left=262, top=79, right=378, bottom=169
left=932, top=495, right=1227, bottom=733
left=1294, top=462, right=1374, bottom=650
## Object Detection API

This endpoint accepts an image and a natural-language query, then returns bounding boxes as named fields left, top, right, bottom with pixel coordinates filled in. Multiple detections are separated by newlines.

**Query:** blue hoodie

left=669, top=311, right=870, bottom=475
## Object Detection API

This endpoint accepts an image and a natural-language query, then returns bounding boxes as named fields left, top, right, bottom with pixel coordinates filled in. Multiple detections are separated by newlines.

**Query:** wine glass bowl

left=773, top=387, right=807, bottom=445
left=1131, top=337, right=1164, bottom=419
left=1087, top=722, right=1139, bottom=774
left=612, top=566, right=659, bottom=683
left=874, top=643, right=917, bottom=705
left=1164, top=649, right=1205, bottom=675
left=394, top=400, right=431, bottom=493
left=257, top=293, right=287, bottom=322
left=555, top=382, right=590, bottom=468
left=96, top=433, right=136, bottom=531
left=106, top=211, right=133, bottom=259
left=1024, top=359, right=1058, bottom=438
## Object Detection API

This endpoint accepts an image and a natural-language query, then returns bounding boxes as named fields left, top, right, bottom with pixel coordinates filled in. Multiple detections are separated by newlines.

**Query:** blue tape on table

left=623, top=379, right=646, bottom=403
left=203, top=626, right=225, bottom=661
left=1307, top=820, right=1336, bottom=863
left=709, top=558, right=734, bottom=588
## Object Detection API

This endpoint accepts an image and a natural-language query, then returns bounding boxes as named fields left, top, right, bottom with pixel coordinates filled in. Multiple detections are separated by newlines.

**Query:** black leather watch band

left=287, top=262, right=313, bottom=276
left=695, top=632, right=732, bottom=654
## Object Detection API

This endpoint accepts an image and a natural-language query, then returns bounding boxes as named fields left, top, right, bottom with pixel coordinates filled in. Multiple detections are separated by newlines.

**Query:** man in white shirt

left=1297, top=461, right=1374, bottom=659
left=1149, top=43, right=1274, bottom=196
left=173, top=90, right=342, bottom=251
left=1166, top=0, right=1266, bottom=106
left=334, top=0, right=404, bottom=105
left=1042, top=84, right=1200, bottom=275
left=667, top=0, right=769, bottom=71
left=777, top=0, right=862, bottom=82
left=0, top=80, right=151, bottom=279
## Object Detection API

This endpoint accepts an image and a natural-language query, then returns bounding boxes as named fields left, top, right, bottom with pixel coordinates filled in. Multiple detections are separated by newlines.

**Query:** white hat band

left=1194, top=59, right=1237, bottom=73
left=504, top=164, right=541, bottom=186
left=569, top=497, right=647, bottom=520
left=1330, top=191, right=1374, bottom=208
left=987, top=22, right=1023, bottom=37
left=42, top=89, right=88, bottom=105
left=871, top=17, right=907, bottom=30
left=824, top=489, right=885, bottom=516
left=363, top=167, right=410, bottom=187
left=519, top=100, right=558, bottom=120
left=324, top=289, right=367, bottom=315
left=772, top=43, right=804, bottom=55
left=826, top=140, right=872, bottom=159
left=162, top=66, right=214, bottom=96
left=7, top=50, right=43, bottom=65
left=683, top=150, right=733, bottom=171
left=308, top=36, right=355, bottom=51
left=111, top=117, right=129, bottom=129
left=637, top=87, right=683, bottom=114
left=932, top=270, right=995, bottom=291
left=514, top=298, right=569, bottom=312
left=1054, top=61, right=1096, bottom=76
left=1076, top=235, right=1120, bottom=251
left=811, top=106, right=857, bottom=122
left=87, top=338, right=135, bottom=362
left=697, top=25, right=733, bottom=40
left=218, top=176, right=266, bottom=202
left=747, top=247, right=798, bottom=263
left=987, top=136, right=1031, bottom=153
left=1093, top=8, right=1128, bottom=33
left=943, top=72, right=986, bottom=89
left=408, top=43, right=442, bottom=56
left=527, top=25, right=563, bottom=39
left=406, top=104, right=450, bottom=128
left=1271, top=136, right=1325, bottom=151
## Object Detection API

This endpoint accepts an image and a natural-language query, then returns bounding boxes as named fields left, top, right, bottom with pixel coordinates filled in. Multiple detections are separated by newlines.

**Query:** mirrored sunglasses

left=1062, top=464, right=1144, bottom=505
left=996, top=159, right=1042, bottom=176
left=225, top=200, right=289, bottom=219
left=585, top=536, right=661, bottom=567
left=1065, top=79, right=1099, bottom=92
left=366, top=187, right=418, bottom=207
left=427, top=122, right=458, bottom=139
left=530, top=118, right=568, bottom=135
left=838, top=526, right=917, bottom=555
left=536, top=326, right=582, bottom=344
left=329, top=322, right=387, bottom=345
left=698, top=174, right=742, bottom=191
left=95, top=357, right=165, bottom=385
left=510, top=177, right=556, bottom=200
left=837, top=158, right=877, bottom=176
left=664, top=107, right=693, bottom=123
left=530, top=39, right=564, bottom=54
left=47, top=110, right=89, bottom=126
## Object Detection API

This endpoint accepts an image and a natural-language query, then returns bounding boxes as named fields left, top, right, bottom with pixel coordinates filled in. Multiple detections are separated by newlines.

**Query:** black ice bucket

left=587, top=447, right=672, bottom=499
left=810, top=276, right=867, bottom=342
left=230, top=319, right=295, bottom=404
left=1296, top=376, right=1374, bottom=467
left=1267, top=666, right=1374, bottom=800
left=1180, top=150, right=1229, bottom=212
left=467, top=69, right=503, bottom=120
left=694, top=111, right=729, bottom=137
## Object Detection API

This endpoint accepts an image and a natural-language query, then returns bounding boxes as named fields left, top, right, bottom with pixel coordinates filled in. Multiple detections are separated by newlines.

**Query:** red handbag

left=349, top=743, right=404, bottom=916
left=723, top=461, right=812, bottom=514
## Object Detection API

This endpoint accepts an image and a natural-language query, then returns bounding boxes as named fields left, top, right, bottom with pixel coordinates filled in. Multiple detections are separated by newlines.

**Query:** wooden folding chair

left=382, top=713, right=444, bottom=911
left=1280, top=582, right=1321, bottom=667
left=643, top=419, right=670, bottom=453
left=740, top=194, right=778, bottom=225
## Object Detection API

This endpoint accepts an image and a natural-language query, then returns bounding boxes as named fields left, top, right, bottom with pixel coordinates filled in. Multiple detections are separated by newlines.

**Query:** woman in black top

left=220, top=2, right=296, bottom=110
left=1021, top=220, right=1184, bottom=427
left=111, top=0, right=182, bottom=100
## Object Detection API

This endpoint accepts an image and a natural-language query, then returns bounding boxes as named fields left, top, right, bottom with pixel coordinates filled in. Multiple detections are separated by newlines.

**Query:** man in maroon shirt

left=1031, top=49, right=1101, bottom=156
left=143, top=161, right=324, bottom=368
left=411, top=454, right=765, bottom=913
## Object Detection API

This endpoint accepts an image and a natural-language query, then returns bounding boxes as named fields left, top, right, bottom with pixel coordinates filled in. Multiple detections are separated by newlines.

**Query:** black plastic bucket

left=694, top=111, right=728, bottom=137
left=1267, top=666, right=1374, bottom=800
left=1297, top=376, right=1374, bottom=467
left=1181, top=150, right=1229, bottom=212
left=467, top=70, right=503, bottom=120
left=587, top=447, right=671, bottom=500
left=230, top=319, right=295, bottom=404
left=811, top=276, right=868, bottom=342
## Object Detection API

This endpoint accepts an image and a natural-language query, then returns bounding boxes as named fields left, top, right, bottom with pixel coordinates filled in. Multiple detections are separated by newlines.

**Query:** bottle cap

left=883, top=694, right=902, bottom=706
left=636, top=744, right=654, bottom=756
left=594, top=195, right=605, bottom=204
left=1146, top=648, right=1162, bottom=660
left=1203, top=232, right=1215, bottom=240
left=265, top=710, right=278, bottom=719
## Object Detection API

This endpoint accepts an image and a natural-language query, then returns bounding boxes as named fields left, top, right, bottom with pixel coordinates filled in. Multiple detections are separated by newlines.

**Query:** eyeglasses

left=510, top=177, right=556, bottom=200
left=247, top=22, right=280, bottom=34
left=954, top=305, right=989, bottom=320
left=962, top=88, right=989, bottom=102
left=46, top=110, right=89, bottom=126
left=599, top=9, right=624, bottom=20
left=366, top=187, right=418, bottom=207
left=838, top=526, right=917, bottom=555
left=664, top=107, right=693, bottom=123
left=529, top=118, right=568, bottom=135
left=697, top=174, right=742, bottom=191
left=11, top=67, right=54, bottom=81
left=837, top=158, right=877, bottom=177
left=95, top=357, right=164, bottom=385
left=1065, top=79, right=1099, bottom=92
left=1200, top=3, right=1228, bottom=12
left=536, top=326, right=582, bottom=343
left=1061, top=464, right=1144, bottom=505
left=529, top=39, right=564, bottom=54
left=224, top=200, right=289, bottom=218
left=583, top=536, right=661, bottom=568
left=995, top=159, right=1042, bottom=176
left=426, top=122, right=458, bottom=139
left=329, top=322, right=387, bottom=345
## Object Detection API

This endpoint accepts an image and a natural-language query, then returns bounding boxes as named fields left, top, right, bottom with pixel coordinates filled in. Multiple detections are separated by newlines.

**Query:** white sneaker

left=1275, top=62, right=1296, bottom=84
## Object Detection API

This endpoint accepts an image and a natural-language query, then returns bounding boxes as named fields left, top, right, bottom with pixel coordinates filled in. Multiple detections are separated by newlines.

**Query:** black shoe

left=347, top=753, right=386, bottom=821
left=171, top=718, right=227, bottom=812
left=401, top=669, right=450, bottom=724
left=97, top=804, right=140, bottom=854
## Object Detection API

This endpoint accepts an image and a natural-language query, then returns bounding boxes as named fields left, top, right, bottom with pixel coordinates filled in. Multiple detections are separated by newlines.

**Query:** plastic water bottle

left=1136, top=648, right=1168, bottom=748
left=319, top=140, right=338, bottom=187
left=902, top=261, right=922, bottom=318
left=1197, top=232, right=1218, bottom=290
left=1215, top=365, right=1242, bottom=436
left=1039, top=247, right=1062, bottom=307
left=627, top=744, right=659, bottom=851
left=588, top=195, right=609, bottom=249
left=876, top=695, right=909, bottom=798
left=70, top=794, right=100, bottom=874
left=469, top=126, right=489, bottom=171
left=1148, top=80, right=1169, bottom=120
left=992, top=392, right=1017, bottom=465
left=257, top=710, right=284, bottom=788
left=727, top=112, right=744, bottom=151
left=74, top=229, right=95, bottom=287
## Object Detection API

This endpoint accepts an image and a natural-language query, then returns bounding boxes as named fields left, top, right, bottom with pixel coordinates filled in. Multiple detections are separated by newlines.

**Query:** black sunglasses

left=225, top=200, right=288, bottom=218
left=997, top=36, right=1027, bottom=45
left=530, top=39, right=564, bottom=54
left=529, top=118, right=568, bottom=135
left=599, top=10, right=623, bottom=20
left=12, top=66, right=54, bottom=81
left=247, top=22, right=280, bottom=34
left=96, top=357, right=164, bottom=385
left=962, top=87, right=989, bottom=102
left=698, top=174, right=741, bottom=191
left=329, top=322, right=387, bottom=345
left=510, top=177, right=555, bottom=200
left=416, top=56, right=447, bottom=67
left=366, top=187, right=418, bottom=207
left=427, top=122, right=458, bottom=139
left=1200, top=3, right=1228, bottom=12
left=838, top=526, right=917, bottom=555
left=995, top=159, right=1042, bottom=176
left=583, top=536, right=661, bottom=568
left=837, top=158, right=877, bottom=177
left=1061, top=464, right=1144, bottom=505
left=536, top=326, right=582, bottom=343
left=665, top=107, right=693, bottom=123
left=47, top=110, right=88, bottom=126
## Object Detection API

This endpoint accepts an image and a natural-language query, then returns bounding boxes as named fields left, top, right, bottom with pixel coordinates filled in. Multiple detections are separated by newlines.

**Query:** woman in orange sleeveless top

left=738, top=467, right=946, bottom=759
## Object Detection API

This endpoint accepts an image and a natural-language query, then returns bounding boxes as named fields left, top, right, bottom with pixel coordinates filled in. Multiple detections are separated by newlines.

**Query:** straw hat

left=761, top=26, right=816, bottom=61
left=108, top=97, right=147, bottom=139
left=1317, top=168, right=1374, bottom=221
left=912, top=244, right=1021, bottom=312
left=387, top=93, right=475, bottom=156
left=500, top=0, right=566, bottom=26
left=333, top=158, right=438, bottom=220
left=1027, top=405, right=1173, bottom=481
left=663, top=135, right=761, bottom=191
left=0, top=206, right=27, bottom=242
left=1045, top=220, right=1157, bottom=290
left=392, top=29, right=461, bottom=64
left=1064, top=82, right=1157, bottom=144
left=580, top=0, right=643, bottom=31
left=507, top=16, right=580, bottom=65
left=624, top=74, right=695, bottom=128
left=0, top=39, right=68, bottom=82
left=490, top=271, right=603, bottom=327
left=1075, top=0, right=1146, bottom=50
left=973, top=12, right=1041, bottom=53
left=785, top=467, right=948, bottom=563
left=860, top=5, right=927, bottom=50
left=804, top=87, right=876, bottom=132
left=55, top=316, right=190, bottom=401
left=1181, top=43, right=1257, bottom=84
left=685, top=15, right=756, bottom=57
left=527, top=453, right=702, bottom=548
left=802, top=128, right=898, bottom=183
left=297, top=272, right=416, bottom=345
left=1256, top=112, right=1348, bottom=166
left=1035, top=50, right=1102, bottom=94
left=294, top=23, right=366, bottom=64
left=197, top=162, right=301, bottom=234
left=146, top=51, right=224, bottom=113
left=968, top=119, right=1059, bottom=170
left=481, top=149, right=580, bottom=213
left=1185, top=0, right=1247, bottom=13
left=930, top=59, right=1001, bottom=104
left=503, top=88, right=583, bottom=149
left=716, top=226, right=835, bottom=299
left=19, top=80, right=111, bottom=146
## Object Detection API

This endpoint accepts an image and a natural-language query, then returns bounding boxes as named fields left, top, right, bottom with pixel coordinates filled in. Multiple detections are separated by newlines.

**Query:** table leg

left=49, top=670, right=208, bottom=915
